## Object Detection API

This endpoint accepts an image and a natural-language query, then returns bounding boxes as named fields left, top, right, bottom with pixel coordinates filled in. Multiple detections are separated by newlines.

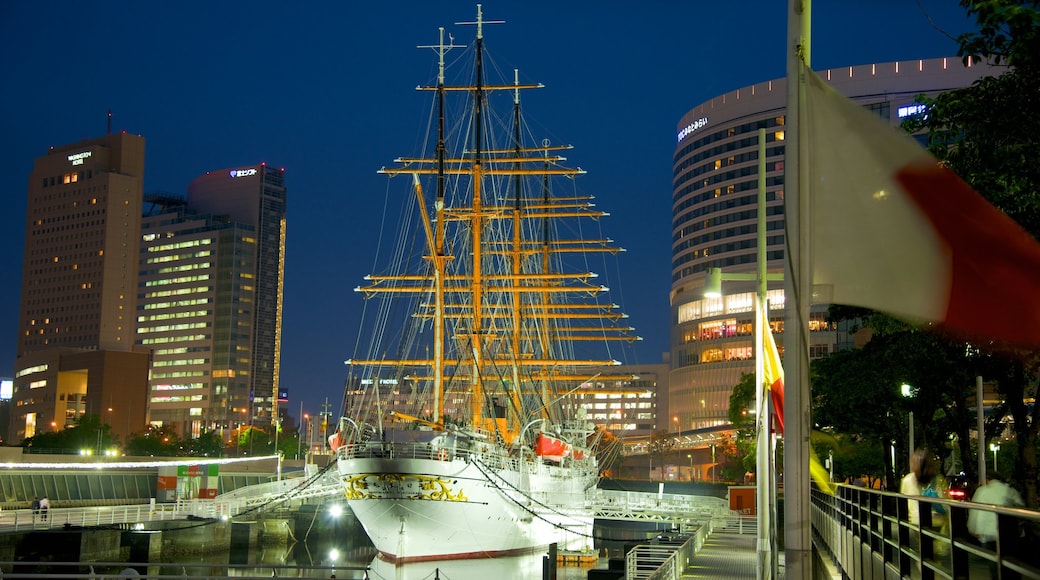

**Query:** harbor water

left=7, top=504, right=665, bottom=579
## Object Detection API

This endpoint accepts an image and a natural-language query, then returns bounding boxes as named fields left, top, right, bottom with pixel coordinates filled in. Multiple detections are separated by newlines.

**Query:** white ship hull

left=336, top=441, right=595, bottom=562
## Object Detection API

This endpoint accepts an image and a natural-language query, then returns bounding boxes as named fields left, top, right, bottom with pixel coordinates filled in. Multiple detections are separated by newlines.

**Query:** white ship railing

left=338, top=440, right=594, bottom=474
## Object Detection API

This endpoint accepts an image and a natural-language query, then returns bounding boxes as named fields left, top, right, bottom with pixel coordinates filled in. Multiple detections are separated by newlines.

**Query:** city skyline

left=1, top=2, right=976, bottom=420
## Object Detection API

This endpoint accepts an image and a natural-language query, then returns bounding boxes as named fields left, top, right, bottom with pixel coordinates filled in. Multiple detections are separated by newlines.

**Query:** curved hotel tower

left=669, top=57, right=992, bottom=432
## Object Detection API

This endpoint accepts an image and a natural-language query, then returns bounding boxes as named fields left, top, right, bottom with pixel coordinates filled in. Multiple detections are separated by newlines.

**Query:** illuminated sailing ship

left=334, top=5, right=640, bottom=562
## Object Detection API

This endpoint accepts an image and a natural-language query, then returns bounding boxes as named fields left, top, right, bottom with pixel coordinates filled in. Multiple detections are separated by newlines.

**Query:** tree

left=275, top=432, right=300, bottom=459
left=728, top=372, right=759, bottom=477
left=715, top=435, right=744, bottom=484
left=727, top=372, right=757, bottom=434
left=22, top=414, right=116, bottom=455
left=902, top=0, right=1040, bottom=509
left=812, top=432, right=887, bottom=487
left=186, top=430, right=226, bottom=457
left=811, top=314, right=978, bottom=490
left=590, top=426, right=622, bottom=477
left=233, top=425, right=270, bottom=455
left=647, top=429, right=675, bottom=480
left=125, top=425, right=181, bottom=456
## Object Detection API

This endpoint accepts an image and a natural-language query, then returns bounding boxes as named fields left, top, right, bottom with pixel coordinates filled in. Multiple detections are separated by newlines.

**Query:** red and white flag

left=806, top=67, right=1040, bottom=348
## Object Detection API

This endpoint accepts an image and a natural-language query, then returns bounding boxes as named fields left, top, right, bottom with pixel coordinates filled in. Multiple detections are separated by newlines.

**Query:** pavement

left=681, top=533, right=781, bottom=579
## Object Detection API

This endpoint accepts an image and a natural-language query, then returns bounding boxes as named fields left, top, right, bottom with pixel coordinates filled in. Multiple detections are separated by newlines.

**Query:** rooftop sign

left=67, top=151, right=92, bottom=165
left=677, top=117, right=709, bottom=143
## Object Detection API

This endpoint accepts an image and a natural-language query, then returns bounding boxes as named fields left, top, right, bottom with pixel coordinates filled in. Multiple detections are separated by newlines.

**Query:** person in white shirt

left=969, top=472, right=1023, bottom=543
left=38, top=496, right=49, bottom=522
left=969, top=472, right=1023, bottom=577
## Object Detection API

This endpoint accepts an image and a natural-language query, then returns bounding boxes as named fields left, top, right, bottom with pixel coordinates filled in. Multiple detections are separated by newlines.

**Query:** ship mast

left=508, top=69, right=527, bottom=430
left=468, top=4, right=488, bottom=431
left=349, top=5, right=642, bottom=440
left=458, top=4, right=503, bottom=432
left=413, top=26, right=462, bottom=429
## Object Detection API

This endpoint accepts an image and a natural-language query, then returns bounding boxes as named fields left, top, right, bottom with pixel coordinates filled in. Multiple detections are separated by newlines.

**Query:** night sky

left=1, top=1, right=975, bottom=419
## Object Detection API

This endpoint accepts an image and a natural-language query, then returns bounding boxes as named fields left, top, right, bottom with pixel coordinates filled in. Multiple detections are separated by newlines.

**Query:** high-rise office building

left=138, top=195, right=258, bottom=438
left=669, top=58, right=993, bottom=431
left=571, top=361, right=667, bottom=437
left=140, top=164, right=286, bottom=435
left=10, top=132, right=150, bottom=444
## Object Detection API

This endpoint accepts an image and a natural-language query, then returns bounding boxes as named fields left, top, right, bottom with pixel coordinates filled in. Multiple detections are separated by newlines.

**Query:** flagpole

left=755, top=128, right=772, bottom=580
left=785, top=0, right=812, bottom=577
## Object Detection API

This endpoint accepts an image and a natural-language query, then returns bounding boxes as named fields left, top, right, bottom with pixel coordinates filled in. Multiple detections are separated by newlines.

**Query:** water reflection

left=144, top=508, right=604, bottom=580
left=151, top=539, right=596, bottom=580
left=365, top=552, right=598, bottom=580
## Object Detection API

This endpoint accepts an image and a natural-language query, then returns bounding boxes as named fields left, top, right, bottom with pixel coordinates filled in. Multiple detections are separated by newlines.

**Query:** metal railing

left=626, top=521, right=713, bottom=580
left=0, top=502, right=182, bottom=532
left=0, top=561, right=369, bottom=579
left=591, top=489, right=729, bottom=526
left=812, top=483, right=1040, bottom=579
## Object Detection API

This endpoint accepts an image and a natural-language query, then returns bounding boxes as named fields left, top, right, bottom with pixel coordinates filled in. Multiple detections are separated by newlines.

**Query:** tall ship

left=334, top=5, right=641, bottom=563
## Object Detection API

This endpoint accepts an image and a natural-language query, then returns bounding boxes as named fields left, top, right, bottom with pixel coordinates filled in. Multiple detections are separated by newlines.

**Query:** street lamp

left=990, top=443, right=1000, bottom=472
left=901, top=383, right=915, bottom=464
left=687, top=453, right=693, bottom=481
left=702, top=129, right=779, bottom=579
left=303, top=413, right=312, bottom=461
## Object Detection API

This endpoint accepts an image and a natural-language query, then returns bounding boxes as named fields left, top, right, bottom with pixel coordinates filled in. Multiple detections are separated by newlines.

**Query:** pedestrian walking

left=969, top=471, right=1023, bottom=577
left=900, top=448, right=949, bottom=554
left=39, top=496, right=49, bottom=522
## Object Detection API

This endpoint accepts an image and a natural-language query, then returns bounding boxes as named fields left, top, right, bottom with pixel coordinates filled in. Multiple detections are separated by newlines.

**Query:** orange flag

left=762, top=304, right=834, bottom=493
left=762, top=316, right=785, bottom=435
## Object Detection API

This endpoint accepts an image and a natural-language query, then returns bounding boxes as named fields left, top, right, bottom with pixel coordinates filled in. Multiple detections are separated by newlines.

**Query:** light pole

left=976, top=376, right=987, bottom=485
left=990, top=443, right=1000, bottom=472
left=303, top=413, right=311, bottom=462
left=901, top=383, right=915, bottom=464
left=687, top=454, right=693, bottom=481
left=273, top=398, right=280, bottom=468
left=320, top=397, right=332, bottom=453
left=711, top=443, right=717, bottom=484
left=297, top=401, right=304, bottom=460
left=703, top=129, right=779, bottom=579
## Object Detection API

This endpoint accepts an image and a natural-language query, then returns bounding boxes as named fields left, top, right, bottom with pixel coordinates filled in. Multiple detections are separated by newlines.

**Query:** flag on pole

left=762, top=315, right=785, bottom=435
left=762, top=302, right=833, bottom=492
left=806, top=67, right=1040, bottom=348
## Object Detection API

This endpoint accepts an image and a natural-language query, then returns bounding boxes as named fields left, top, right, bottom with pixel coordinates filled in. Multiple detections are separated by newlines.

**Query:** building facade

left=570, top=362, right=667, bottom=438
left=670, top=58, right=993, bottom=432
left=183, top=164, right=287, bottom=431
left=10, top=132, right=150, bottom=444
left=138, top=196, right=258, bottom=439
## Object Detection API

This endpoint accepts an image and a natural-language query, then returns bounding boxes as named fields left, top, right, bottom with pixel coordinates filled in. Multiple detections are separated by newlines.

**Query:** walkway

left=681, top=532, right=781, bottom=580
